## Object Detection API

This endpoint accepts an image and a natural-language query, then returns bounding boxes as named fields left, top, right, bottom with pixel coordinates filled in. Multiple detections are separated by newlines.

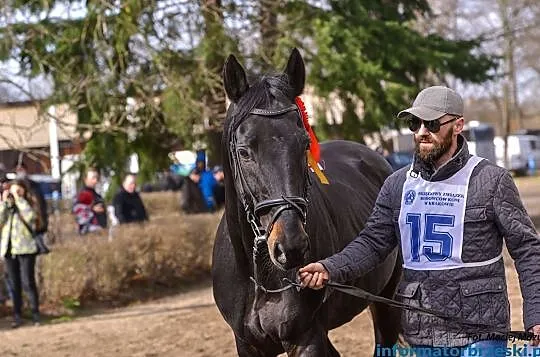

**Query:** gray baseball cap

left=397, top=86, right=464, bottom=121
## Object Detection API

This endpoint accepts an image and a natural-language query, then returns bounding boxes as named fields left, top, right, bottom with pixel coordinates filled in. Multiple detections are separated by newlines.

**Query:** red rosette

left=295, top=96, right=321, bottom=163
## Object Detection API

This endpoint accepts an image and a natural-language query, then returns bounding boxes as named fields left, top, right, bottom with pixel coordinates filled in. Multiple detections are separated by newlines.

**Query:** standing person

left=0, top=171, right=13, bottom=305
left=180, top=168, right=207, bottom=214
left=0, top=180, right=42, bottom=327
left=196, top=159, right=218, bottom=212
left=299, top=86, right=540, bottom=354
left=192, top=150, right=218, bottom=212
left=15, top=162, right=48, bottom=237
left=73, top=169, right=107, bottom=235
left=212, top=166, right=225, bottom=209
left=180, top=154, right=218, bottom=214
left=112, top=174, right=148, bottom=224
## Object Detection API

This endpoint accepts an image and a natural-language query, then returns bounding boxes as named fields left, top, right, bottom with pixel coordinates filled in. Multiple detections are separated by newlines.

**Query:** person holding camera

left=0, top=180, right=42, bottom=328
left=15, top=163, right=48, bottom=237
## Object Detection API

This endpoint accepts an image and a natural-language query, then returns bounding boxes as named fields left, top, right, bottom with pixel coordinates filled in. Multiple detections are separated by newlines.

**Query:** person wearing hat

left=193, top=153, right=218, bottom=212
left=212, top=166, right=225, bottom=209
left=298, top=86, right=540, bottom=354
left=180, top=153, right=219, bottom=214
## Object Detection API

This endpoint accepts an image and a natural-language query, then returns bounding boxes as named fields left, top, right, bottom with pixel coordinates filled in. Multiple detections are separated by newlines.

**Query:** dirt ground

left=1, top=177, right=540, bottom=357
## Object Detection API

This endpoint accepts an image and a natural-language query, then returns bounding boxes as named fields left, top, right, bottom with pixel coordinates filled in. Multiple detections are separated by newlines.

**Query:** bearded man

left=298, top=86, right=540, bottom=355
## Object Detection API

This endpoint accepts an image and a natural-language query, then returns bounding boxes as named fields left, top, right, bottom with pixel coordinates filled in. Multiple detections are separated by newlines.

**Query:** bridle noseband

left=228, top=103, right=312, bottom=293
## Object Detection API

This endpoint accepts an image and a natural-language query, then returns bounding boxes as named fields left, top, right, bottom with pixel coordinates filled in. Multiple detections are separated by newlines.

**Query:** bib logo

left=404, top=190, right=416, bottom=205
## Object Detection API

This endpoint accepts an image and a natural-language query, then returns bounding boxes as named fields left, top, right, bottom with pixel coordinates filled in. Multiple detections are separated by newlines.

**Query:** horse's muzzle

left=268, top=217, right=309, bottom=270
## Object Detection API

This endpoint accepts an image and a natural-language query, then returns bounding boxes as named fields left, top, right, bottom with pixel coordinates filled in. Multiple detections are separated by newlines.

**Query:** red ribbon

left=295, top=96, right=320, bottom=163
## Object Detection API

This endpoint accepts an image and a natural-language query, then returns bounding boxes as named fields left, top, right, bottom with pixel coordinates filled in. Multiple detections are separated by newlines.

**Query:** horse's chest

left=246, top=295, right=311, bottom=341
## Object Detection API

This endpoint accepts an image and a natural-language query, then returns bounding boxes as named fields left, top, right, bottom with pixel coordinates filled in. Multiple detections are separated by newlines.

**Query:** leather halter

left=228, top=103, right=311, bottom=293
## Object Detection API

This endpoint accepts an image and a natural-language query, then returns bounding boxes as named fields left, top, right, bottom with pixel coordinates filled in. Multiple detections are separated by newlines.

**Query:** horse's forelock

left=224, top=74, right=294, bottom=142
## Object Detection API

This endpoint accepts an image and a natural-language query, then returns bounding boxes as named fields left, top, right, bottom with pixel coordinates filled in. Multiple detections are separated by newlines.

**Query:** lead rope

left=282, top=278, right=534, bottom=340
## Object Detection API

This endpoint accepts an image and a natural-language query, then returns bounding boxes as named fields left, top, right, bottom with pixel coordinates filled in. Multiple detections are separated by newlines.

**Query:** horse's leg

left=235, top=336, right=278, bottom=357
left=284, top=325, right=339, bottom=357
left=369, top=257, right=403, bottom=357
left=370, top=302, right=401, bottom=356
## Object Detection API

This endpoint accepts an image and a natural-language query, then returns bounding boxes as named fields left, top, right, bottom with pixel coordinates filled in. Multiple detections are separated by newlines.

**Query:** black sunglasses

left=407, top=116, right=460, bottom=133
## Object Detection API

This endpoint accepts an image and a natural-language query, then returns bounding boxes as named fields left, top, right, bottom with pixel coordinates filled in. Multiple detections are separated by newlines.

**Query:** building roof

left=0, top=102, right=78, bottom=151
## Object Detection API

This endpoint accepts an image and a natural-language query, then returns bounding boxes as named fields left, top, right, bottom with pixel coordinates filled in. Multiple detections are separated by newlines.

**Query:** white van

left=494, top=134, right=540, bottom=175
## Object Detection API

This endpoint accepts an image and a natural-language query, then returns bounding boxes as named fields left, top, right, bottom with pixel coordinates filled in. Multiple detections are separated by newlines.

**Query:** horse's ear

left=223, top=55, right=249, bottom=103
left=284, top=48, right=305, bottom=97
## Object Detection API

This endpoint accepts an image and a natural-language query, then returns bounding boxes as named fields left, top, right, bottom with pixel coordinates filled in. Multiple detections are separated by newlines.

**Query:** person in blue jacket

left=186, top=150, right=218, bottom=212
left=198, top=168, right=217, bottom=211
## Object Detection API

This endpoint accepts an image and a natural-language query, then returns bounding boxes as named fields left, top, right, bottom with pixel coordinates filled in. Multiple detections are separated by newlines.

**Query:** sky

left=433, top=0, right=540, bottom=106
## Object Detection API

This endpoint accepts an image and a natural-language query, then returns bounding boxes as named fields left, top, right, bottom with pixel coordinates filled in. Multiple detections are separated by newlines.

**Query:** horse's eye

left=237, top=147, right=250, bottom=159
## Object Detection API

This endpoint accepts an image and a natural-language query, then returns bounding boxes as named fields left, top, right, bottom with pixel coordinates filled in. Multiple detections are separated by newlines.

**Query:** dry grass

left=1, top=191, right=223, bottom=314
left=137, top=190, right=182, bottom=217
left=40, top=212, right=221, bottom=310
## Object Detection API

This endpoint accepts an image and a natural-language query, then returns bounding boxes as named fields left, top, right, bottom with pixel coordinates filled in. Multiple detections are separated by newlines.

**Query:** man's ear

left=454, top=117, right=465, bottom=134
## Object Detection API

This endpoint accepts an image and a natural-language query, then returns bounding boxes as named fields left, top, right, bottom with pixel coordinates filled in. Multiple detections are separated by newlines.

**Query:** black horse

left=212, top=49, right=402, bottom=356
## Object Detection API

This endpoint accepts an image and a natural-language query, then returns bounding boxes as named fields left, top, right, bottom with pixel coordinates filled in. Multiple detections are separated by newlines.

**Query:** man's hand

left=298, top=263, right=329, bottom=290
left=530, top=324, right=540, bottom=346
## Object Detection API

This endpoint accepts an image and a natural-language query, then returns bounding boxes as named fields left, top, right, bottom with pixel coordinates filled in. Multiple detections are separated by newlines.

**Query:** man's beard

left=415, top=127, right=454, bottom=163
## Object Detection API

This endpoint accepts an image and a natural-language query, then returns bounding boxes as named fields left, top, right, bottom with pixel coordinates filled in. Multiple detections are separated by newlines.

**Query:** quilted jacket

left=320, top=135, right=540, bottom=347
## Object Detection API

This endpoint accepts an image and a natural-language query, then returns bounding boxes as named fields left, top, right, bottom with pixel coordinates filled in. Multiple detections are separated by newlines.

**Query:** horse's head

left=223, top=49, right=311, bottom=271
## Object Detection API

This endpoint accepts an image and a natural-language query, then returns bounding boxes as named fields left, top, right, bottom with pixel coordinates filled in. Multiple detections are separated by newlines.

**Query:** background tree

left=0, top=0, right=504, bottom=188
left=271, top=0, right=496, bottom=142
left=0, top=0, right=237, bottom=186
left=422, top=0, right=540, bottom=166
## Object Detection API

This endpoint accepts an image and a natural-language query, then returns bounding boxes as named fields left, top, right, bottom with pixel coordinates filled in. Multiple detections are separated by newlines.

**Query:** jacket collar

left=412, top=134, right=470, bottom=181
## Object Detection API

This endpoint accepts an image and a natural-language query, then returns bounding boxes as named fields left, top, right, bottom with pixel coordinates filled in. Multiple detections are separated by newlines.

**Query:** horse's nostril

left=274, top=243, right=287, bottom=264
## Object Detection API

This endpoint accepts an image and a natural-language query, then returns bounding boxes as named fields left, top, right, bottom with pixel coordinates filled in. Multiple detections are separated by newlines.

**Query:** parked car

left=385, top=151, right=414, bottom=171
